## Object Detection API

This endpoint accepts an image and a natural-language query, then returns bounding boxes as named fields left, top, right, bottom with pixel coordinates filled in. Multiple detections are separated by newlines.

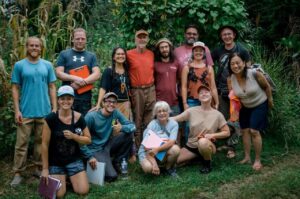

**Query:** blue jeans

left=49, top=159, right=85, bottom=177
left=184, top=98, right=201, bottom=143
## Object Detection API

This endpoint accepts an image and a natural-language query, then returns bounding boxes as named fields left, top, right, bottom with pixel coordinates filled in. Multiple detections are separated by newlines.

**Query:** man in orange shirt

left=127, top=29, right=156, bottom=148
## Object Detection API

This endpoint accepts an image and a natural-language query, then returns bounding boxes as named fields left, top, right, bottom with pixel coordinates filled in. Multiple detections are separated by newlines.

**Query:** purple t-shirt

left=154, top=60, right=180, bottom=106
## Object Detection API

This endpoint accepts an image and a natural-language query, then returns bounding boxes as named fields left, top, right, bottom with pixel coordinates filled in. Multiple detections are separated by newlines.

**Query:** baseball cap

left=57, top=85, right=74, bottom=97
left=135, top=29, right=149, bottom=37
left=155, top=38, right=173, bottom=48
left=218, top=25, right=238, bottom=40
left=197, top=85, right=211, bottom=93
left=103, top=92, right=118, bottom=100
left=192, top=41, right=206, bottom=50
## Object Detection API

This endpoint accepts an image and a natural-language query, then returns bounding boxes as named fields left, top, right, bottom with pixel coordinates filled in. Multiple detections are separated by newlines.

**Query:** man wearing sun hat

left=212, top=25, right=251, bottom=120
left=81, top=92, right=136, bottom=182
left=154, top=38, right=181, bottom=115
left=127, top=29, right=156, bottom=148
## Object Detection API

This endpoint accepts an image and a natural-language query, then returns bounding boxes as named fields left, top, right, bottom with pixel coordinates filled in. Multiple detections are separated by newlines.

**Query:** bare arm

left=65, top=126, right=91, bottom=145
left=181, top=65, right=189, bottom=110
left=256, top=72, right=273, bottom=108
left=201, top=124, right=230, bottom=141
left=84, top=66, right=101, bottom=85
left=94, top=87, right=106, bottom=110
left=12, top=84, right=22, bottom=124
left=48, top=83, right=57, bottom=112
left=41, top=122, right=51, bottom=183
left=56, top=66, right=83, bottom=82
left=208, top=66, right=219, bottom=109
left=150, top=139, right=176, bottom=155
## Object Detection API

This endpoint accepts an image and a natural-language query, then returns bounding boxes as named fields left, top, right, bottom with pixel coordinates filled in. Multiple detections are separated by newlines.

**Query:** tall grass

left=251, top=44, right=300, bottom=148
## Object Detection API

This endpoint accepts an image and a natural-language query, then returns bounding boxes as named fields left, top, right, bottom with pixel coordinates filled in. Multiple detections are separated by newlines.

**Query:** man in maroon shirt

left=154, top=38, right=180, bottom=116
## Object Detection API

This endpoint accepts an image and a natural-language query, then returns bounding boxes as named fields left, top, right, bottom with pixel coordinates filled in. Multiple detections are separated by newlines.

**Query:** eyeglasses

left=105, top=100, right=117, bottom=104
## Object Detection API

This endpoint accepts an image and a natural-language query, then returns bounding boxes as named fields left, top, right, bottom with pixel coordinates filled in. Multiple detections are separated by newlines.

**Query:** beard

left=160, top=51, right=170, bottom=59
left=185, top=38, right=196, bottom=45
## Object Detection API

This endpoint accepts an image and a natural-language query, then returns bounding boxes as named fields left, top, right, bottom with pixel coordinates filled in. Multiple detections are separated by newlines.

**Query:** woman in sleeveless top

left=228, top=52, right=273, bottom=171
left=41, top=86, right=91, bottom=197
left=181, top=41, right=219, bottom=111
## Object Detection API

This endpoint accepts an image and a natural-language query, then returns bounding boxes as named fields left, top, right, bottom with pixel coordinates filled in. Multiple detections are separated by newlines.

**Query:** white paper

left=86, top=161, right=105, bottom=186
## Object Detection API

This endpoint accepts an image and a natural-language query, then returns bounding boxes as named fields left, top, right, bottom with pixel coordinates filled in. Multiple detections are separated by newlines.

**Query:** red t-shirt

left=127, top=49, right=154, bottom=87
left=154, top=60, right=180, bottom=106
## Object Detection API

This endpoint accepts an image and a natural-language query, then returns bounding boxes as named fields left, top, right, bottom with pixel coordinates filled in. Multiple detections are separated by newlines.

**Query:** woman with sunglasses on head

left=41, top=85, right=91, bottom=198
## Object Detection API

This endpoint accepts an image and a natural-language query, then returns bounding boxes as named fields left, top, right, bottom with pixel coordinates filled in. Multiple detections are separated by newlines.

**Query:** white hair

left=152, top=101, right=171, bottom=118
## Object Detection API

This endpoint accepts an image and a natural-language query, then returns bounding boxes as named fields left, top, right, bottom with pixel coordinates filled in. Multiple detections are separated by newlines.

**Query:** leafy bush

left=115, top=0, right=249, bottom=48
left=251, top=44, right=300, bottom=146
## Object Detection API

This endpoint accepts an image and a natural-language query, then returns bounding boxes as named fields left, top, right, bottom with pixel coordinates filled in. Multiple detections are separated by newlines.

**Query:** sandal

left=226, top=150, right=236, bottom=159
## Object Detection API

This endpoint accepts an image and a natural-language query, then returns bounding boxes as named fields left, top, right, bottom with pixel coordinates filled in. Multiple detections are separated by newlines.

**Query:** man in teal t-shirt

left=10, top=37, right=57, bottom=187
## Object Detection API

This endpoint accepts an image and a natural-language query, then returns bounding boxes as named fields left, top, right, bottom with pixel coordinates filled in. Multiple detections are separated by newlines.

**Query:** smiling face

left=158, top=42, right=170, bottom=59
left=198, top=87, right=212, bottom=103
left=58, top=95, right=74, bottom=110
left=220, top=28, right=236, bottom=46
left=230, top=55, right=246, bottom=75
left=185, top=27, right=199, bottom=45
left=26, top=37, right=42, bottom=60
left=192, top=46, right=205, bottom=60
left=156, top=107, right=169, bottom=124
left=73, top=30, right=87, bottom=51
left=113, top=48, right=126, bottom=64
left=135, top=33, right=149, bottom=49
left=103, top=96, right=117, bottom=114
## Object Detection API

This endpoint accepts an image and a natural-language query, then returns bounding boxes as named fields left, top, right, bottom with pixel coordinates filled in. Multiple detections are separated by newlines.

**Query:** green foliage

left=115, top=0, right=249, bottom=48
left=251, top=44, right=300, bottom=146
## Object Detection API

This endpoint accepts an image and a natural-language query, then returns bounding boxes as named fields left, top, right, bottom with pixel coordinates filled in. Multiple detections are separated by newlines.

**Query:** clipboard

left=69, top=65, right=93, bottom=94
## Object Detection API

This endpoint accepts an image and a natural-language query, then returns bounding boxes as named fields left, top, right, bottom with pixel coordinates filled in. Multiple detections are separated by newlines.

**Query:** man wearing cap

left=154, top=38, right=181, bottom=115
left=212, top=25, right=251, bottom=120
left=81, top=92, right=136, bottom=182
left=174, top=24, right=214, bottom=111
left=127, top=29, right=156, bottom=148
left=10, top=36, right=57, bottom=186
left=56, top=28, right=100, bottom=116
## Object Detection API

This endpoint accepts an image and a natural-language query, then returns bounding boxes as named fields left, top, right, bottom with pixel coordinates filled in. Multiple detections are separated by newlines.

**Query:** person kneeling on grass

left=172, top=85, right=230, bottom=174
left=41, top=86, right=91, bottom=198
left=138, top=101, right=180, bottom=177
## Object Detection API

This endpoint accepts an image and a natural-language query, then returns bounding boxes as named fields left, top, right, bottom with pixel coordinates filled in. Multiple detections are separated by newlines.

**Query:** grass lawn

left=0, top=136, right=299, bottom=199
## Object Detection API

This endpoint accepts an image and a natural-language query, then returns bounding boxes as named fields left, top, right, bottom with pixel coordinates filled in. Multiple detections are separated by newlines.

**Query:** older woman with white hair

left=138, top=101, right=180, bottom=177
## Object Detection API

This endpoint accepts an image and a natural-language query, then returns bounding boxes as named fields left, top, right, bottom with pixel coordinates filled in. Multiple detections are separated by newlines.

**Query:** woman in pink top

left=228, top=52, right=273, bottom=171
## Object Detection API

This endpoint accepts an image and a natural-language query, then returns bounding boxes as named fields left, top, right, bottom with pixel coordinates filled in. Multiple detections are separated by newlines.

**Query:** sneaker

left=10, top=175, right=23, bottom=187
left=166, top=167, right=179, bottom=178
left=200, top=160, right=212, bottom=174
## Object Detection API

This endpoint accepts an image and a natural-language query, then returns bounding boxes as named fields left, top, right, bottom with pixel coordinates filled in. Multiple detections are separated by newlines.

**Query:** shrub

left=251, top=44, right=300, bottom=147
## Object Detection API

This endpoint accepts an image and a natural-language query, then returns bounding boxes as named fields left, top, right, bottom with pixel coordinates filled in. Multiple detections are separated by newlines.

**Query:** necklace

left=120, top=74, right=126, bottom=94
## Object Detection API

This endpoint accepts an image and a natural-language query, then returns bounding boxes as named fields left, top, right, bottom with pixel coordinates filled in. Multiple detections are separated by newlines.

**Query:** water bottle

left=120, top=158, right=128, bottom=179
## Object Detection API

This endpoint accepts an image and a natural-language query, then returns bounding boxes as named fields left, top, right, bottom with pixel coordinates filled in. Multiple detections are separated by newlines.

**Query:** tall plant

left=114, top=0, right=249, bottom=48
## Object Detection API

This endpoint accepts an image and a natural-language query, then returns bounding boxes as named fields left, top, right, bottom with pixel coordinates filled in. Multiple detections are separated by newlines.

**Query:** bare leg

left=177, top=147, right=198, bottom=165
left=165, top=145, right=180, bottom=169
left=239, top=128, right=252, bottom=164
left=70, top=171, right=89, bottom=195
left=197, top=138, right=216, bottom=160
left=51, top=175, right=66, bottom=198
left=250, top=129, right=263, bottom=170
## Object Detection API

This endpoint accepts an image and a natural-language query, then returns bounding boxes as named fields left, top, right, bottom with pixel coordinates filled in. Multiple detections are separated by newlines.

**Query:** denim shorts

left=49, top=159, right=85, bottom=177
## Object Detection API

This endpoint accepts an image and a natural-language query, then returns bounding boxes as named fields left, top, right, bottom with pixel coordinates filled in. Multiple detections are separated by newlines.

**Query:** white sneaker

left=10, top=175, right=23, bottom=187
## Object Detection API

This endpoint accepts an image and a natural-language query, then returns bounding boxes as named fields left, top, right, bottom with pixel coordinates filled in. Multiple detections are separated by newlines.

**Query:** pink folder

left=141, top=130, right=164, bottom=149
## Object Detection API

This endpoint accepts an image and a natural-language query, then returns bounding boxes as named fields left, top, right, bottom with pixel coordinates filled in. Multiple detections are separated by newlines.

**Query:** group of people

left=9, top=24, right=273, bottom=197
